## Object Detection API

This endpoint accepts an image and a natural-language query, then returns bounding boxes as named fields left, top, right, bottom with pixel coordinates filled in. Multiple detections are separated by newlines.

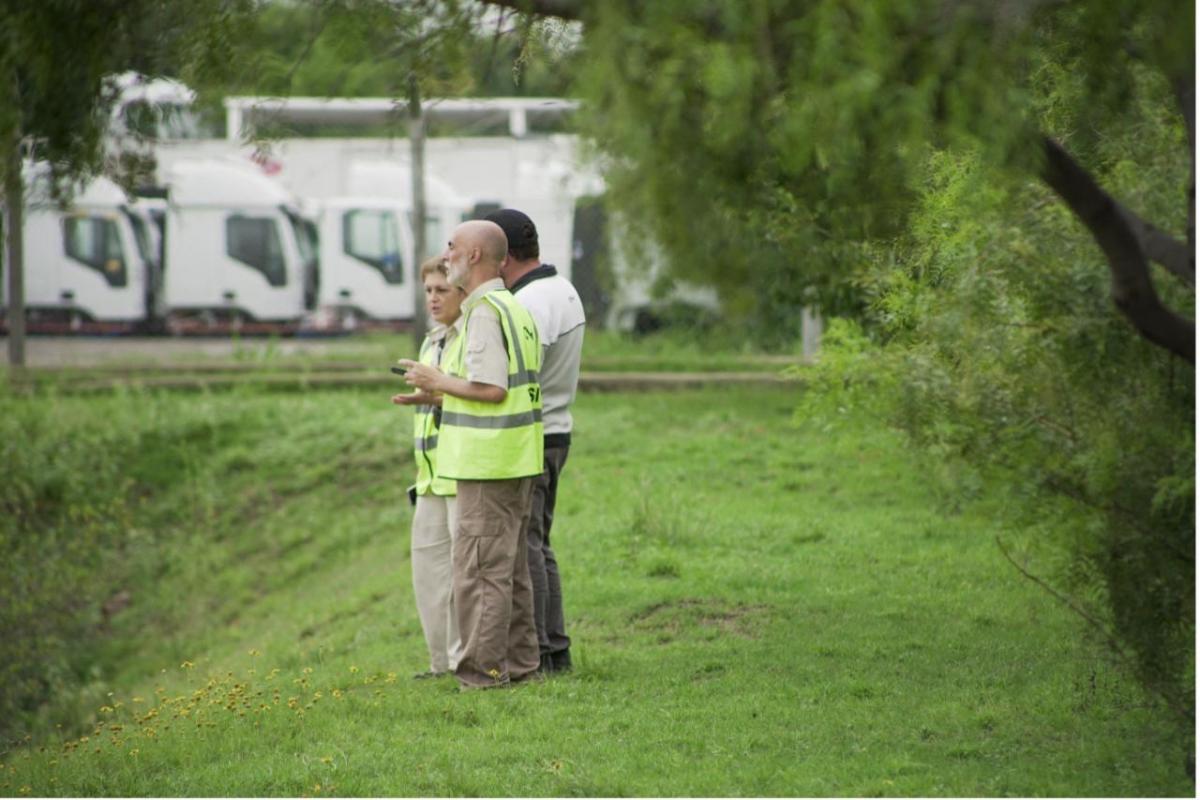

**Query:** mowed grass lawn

left=1, top=384, right=1190, bottom=797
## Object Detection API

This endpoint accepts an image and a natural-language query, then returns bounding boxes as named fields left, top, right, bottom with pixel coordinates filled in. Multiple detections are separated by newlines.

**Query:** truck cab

left=9, top=164, right=154, bottom=330
left=310, top=197, right=412, bottom=325
left=163, top=159, right=313, bottom=325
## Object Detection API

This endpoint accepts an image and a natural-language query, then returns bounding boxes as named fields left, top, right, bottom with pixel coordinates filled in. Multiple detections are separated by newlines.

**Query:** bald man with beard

left=400, top=220, right=544, bottom=689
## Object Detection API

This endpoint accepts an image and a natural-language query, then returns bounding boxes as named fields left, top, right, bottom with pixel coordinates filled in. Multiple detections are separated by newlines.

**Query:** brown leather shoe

left=512, top=669, right=545, bottom=685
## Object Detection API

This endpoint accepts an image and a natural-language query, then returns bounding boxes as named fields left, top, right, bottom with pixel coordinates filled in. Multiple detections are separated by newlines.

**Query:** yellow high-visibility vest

left=437, top=289, right=543, bottom=480
left=413, top=331, right=456, bottom=496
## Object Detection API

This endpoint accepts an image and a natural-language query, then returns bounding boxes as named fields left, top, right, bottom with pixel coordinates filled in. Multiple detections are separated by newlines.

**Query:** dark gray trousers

left=526, top=444, right=571, bottom=655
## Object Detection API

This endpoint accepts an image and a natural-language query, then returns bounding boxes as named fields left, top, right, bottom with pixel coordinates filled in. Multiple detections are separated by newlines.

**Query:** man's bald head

left=459, top=220, right=508, bottom=266
left=444, top=220, right=509, bottom=289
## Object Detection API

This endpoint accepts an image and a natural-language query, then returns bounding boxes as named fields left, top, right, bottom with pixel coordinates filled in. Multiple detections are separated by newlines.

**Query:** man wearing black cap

left=485, top=208, right=585, bottom=674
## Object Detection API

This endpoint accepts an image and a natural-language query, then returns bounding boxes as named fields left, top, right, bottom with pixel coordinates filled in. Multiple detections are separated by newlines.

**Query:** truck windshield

left=63, top=215, right=127, bottom=288
left=343, top=209, right=404, bottom=285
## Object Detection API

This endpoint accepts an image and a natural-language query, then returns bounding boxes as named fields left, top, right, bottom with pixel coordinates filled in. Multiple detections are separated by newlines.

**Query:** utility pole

left=408, top=74, right=427, bottom=355
left=4, top=125, right=25, bottom=371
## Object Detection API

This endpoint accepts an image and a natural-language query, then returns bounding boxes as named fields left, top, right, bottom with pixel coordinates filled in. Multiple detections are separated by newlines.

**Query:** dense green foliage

left=0, top=384, right=1191, bottom=794
left=197, top=0, right=580, bottom=138
left=0, top=0, right=252, bottom=189
left=569, top=0, right=1191, bottom=345
left=547, top=0, right=1196, bottom=736
left=798, top=61, right=1194, bottom=732
left=229, top=0, right=578, bottom=99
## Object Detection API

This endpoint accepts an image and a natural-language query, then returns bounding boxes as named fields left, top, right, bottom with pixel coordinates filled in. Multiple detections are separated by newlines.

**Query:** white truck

left=303, top=162, right=476, bottom=326
left=307, top=196, right=410, bottom=325
left=5, top=163, right=159, bottom=331
left=161, top=159, right=317, bottom=329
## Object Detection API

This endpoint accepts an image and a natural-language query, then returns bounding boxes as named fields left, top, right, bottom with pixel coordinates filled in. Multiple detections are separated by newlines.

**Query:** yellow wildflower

left=180, top=660, right=195, bottom=669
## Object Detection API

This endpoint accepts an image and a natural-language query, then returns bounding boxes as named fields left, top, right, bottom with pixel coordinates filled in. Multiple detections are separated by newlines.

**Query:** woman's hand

left=391, top=391, right=435, bottom=406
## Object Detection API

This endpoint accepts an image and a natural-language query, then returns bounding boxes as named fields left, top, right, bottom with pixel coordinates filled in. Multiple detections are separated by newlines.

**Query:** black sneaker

left=552, top=648, right=573, bottom=672
left=541, top=648, right=572, bottom=674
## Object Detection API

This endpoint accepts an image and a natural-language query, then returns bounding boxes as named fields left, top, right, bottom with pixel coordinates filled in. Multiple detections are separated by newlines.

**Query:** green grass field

left=0, top=382, right=1191, bottom=796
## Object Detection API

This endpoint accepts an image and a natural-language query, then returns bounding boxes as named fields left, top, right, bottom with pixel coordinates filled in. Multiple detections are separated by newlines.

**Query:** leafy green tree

left=222, top=0, right=578, bottom=102
left=484, top=0, right=1192, bottom=358
left=484, top=0, right=1195, bottom=750
left=822, top=70, right=1194, bottom=727
left=1, top=0, right=254, bottom=367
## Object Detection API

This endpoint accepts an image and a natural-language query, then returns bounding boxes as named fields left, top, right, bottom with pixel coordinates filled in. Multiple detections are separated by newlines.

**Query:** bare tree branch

left=1117, top=208, right=1194, bottom=288
left=1040, top=136, right=1194, bottom=363
left=477, top=0, right=585, bottom=22
left=995, top=536, right=1191, bottom=724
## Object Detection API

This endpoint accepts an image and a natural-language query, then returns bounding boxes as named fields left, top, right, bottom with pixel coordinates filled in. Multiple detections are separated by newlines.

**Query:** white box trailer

left=163, top=159, right=315, bottom=323
left=5, top=164, right=156, bottom=328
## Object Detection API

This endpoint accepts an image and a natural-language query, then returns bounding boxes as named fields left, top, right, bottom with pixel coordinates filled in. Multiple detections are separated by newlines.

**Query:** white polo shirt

left=511, top=265, right=585, bottom=438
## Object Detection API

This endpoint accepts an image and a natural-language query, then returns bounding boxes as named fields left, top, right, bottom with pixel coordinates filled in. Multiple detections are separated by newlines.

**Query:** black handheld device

left=391, top=365, right=407, bottom=375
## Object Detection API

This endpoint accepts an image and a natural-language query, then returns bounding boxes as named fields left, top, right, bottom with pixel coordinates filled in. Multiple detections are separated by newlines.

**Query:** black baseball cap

left=484, top=208, right=539, bottom=259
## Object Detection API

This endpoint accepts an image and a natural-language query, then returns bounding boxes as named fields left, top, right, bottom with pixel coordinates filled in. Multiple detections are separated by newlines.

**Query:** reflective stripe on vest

left=437, top=289, right=543, bottom=481
left=413, top=334, right=456, bottom=496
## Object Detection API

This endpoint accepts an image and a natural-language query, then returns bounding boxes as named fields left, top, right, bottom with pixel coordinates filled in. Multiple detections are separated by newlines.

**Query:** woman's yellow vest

left=437, top=289, right=543, bottom=481
left=413, top=331, right=456, bottom=496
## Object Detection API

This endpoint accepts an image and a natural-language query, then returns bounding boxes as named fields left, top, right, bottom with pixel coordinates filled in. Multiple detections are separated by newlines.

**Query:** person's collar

left=509, top=263, right=558, bottom=294
left=464, top=276, right=505, bottom=307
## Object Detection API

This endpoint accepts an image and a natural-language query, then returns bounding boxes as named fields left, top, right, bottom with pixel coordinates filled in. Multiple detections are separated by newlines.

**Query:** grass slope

left=0, top=385, right=1190, bottom=796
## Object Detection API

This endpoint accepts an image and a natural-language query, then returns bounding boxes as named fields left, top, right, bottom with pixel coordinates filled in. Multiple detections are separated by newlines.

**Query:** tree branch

left=477, top=0, right=585, bottom=22
left=1040, top=136, right=1194, bottom=363
left=1117, top=207, right=1194, bottom=288
left=995, top=536, right=1191, bottom=724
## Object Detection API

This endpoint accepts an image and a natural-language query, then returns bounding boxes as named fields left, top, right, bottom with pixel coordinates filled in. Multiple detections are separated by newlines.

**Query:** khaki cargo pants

left=452, top=477, right=540, bottom=688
